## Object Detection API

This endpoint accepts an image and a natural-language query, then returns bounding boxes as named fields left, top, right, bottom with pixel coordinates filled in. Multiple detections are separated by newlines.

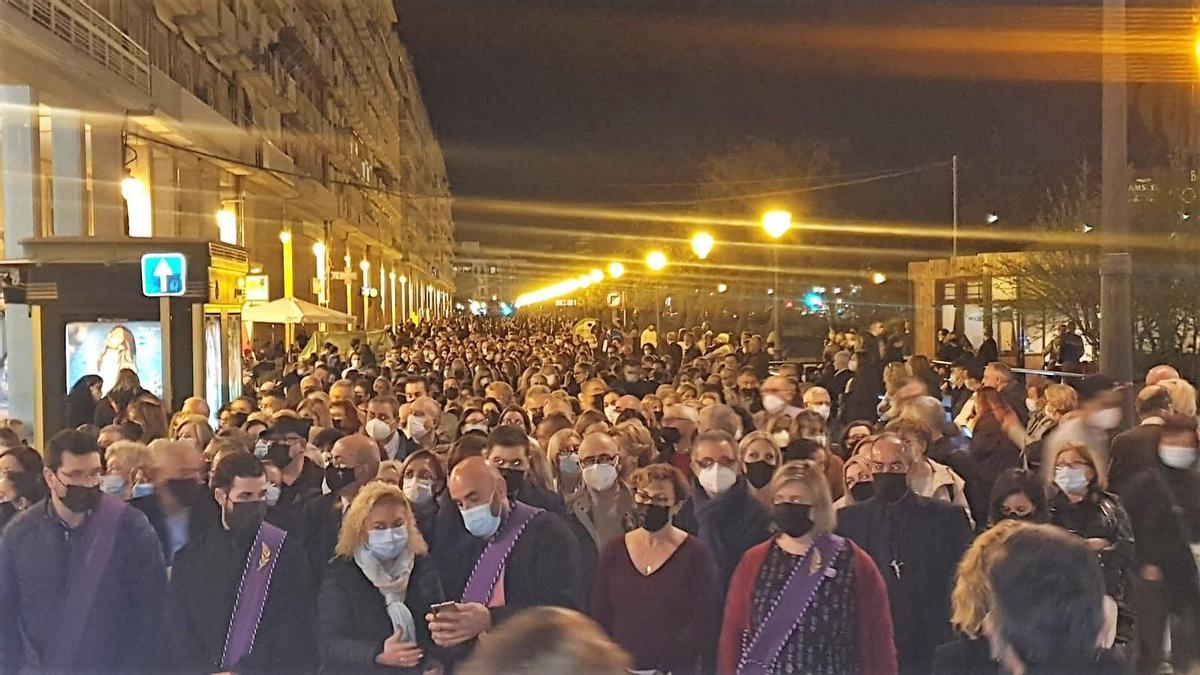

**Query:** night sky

left=396, top=1, right=1133, bottom=267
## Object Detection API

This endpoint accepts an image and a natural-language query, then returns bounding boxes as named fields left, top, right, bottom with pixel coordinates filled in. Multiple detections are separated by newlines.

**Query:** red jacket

left=717, top=536, right=898, bottom=675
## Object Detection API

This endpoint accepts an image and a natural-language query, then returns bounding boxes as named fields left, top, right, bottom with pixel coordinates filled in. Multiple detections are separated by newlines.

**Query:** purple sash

left=48, top=494, right=127, bottom=671
left=736, top=534, right=847, bottom=675
left=461, top=502, right=541, bottom=604
left=220, top=522, right=287, bottom=669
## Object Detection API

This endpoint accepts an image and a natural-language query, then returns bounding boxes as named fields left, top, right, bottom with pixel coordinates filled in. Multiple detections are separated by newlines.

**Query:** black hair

left=488, top=425, right=529, bottom=452
left=988, top=468, right=1049, bottom=526
left=988, top=525, right=1105, bottom=671
left=0, top=446, right=44, bottom=476
left=783, top=438, right=823, bottom=463
left=211, top=451, right=265, bottom=492
left=312, top=427, right=346, bottom=451
left=45, top=429, right=100, bottom=471
left=4, top=469, right=47, bottom=505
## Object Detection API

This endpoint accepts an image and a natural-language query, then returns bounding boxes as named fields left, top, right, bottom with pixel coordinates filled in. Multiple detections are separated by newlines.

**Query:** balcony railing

left=6, top=0, right=150, bottom=92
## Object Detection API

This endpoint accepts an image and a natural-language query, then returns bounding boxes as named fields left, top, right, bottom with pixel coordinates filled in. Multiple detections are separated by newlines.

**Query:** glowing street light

left=691, top=232, right=715, bottom=260
left=278, top=230, right=292, bottom=244
left=871, top=271, right=888, bottom=285
left=761, top=210, right=792, bottom=240
left=607, top=262, right=625, bottom=278
left=590, top=268, right=604, bottom=283
left=717, top=283, right=728, bottom=293
left=646, top=250, right=668, bottom=272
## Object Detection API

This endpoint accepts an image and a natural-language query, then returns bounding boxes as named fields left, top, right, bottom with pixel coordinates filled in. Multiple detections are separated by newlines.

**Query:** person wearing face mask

left=565, top=433, right=638, bottom=597
left=547, top=429, right=584, bottom=498
left=836, top=433, right=972, bottom=675
left=738, top=431, right=782, bottom=507
left=719, top=460, right=897, bottom=675
left=1119, top=414, right=1200, bottom=674
left=365, top=395, right=406, bottom=460
left=428, top=457, right=582, bottom=653
left=457, top=408, right=490, bottom=439
left=1109, top=384, right=1173, bottom=492
left=101, top=440, right=152, bottom=501
left=165, top=452, right=314, bottom=672
left=840, top=349, right=885, bottom=425
left=1041, top=374, right=1123, bottom=486
left=801, top=385, right=838, bottom=436
left=319, top=481, right=447, bottom=674
left=302, top=435, right=382, bottom=584
left=986, top=468, right=1049, bottom=526
left=674, top=431, right=771, bottom=595
left=399, top=396, right=446, bottom=460
left=660, top=403, right=701, bottom=479
left=261, top=416, right=323, bottom=511
left=399, top=450, right=447, bottom=551
left=131, top=439, right=221, bottom=565
left=834, top=452, right=874, bottom=509
left=481, top=426, right=565, bottom=515
left=0, top=469, right=46, bottom=530
left=592, top=463, right=718, bottom=674
left=757, top=376, right=802, bottom=425
left=0, top=430, right=167, bottom=672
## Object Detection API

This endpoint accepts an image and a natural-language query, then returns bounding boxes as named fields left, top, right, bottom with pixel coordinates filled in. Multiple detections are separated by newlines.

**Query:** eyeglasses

left=489, top=457, right=526, bottom=470
left=580, top=454, right=618, bottom=468
left=634, top=492, right=674, bottom=507
left=57, top=468, right=103, bottom=484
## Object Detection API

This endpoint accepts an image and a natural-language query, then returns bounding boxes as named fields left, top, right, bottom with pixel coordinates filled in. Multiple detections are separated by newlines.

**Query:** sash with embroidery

left=461, top=502, right=541, bottom=604
left=220, top=522, right=287, bottom=669
left=48, top=495, right=127, bottom=671
left=736, top=534, right=847, bottom=675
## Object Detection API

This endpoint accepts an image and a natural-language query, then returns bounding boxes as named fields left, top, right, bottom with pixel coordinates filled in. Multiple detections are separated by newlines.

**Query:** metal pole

left=1100, top=0, right=1133, bottom=385
left=772, top=246, right=781, bottom=356
left=952, top=154, right=959, bottom=258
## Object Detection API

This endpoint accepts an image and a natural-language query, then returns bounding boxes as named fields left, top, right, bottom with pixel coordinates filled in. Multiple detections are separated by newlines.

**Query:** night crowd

left=0, top=316, right=1195, bottom=674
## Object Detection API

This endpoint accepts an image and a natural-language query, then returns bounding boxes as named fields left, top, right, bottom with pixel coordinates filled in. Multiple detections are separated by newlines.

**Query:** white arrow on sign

left=153, top=259, right=174, bottom=292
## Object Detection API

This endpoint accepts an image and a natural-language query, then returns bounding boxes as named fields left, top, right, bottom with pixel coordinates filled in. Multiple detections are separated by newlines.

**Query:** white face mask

left=811, top=404, right=831, bottom=420
left=604, top=405, right=620, bottom=424
left=582, top=463, right=618, bottom=492
left=1054, top=466, right=1090, bottom=495
left=772, top=430, right=791, bottom=449
left=407, top=415, right=430, bottom=439
left=848, top=361, right=859, bottom=373
left=1026, top=398, right=1040, bottom=413
left=1160, top=444, right=1198, bottom=469
left=403, top=477, right=435, bottom=505
left=461, top=422, right=489, bottom=435
left=762, top=395, right=786, bottom=415
left=1088, top=407, right=1121, bottom=431
left=697, top=464, right=737, bottom=497
left=365, top=418, right=394, bottom=443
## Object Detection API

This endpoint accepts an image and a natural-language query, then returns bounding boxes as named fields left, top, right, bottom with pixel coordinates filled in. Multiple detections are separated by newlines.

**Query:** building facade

left=0, top=0, right=453, bottom=439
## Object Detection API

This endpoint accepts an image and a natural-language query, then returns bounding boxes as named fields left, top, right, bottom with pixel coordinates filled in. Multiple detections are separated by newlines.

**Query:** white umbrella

left=242, top=297, right=355, bottom=325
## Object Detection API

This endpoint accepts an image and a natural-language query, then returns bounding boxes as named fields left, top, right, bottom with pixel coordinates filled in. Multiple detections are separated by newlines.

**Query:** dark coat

left=837, top=493, right=973, bottom=675
left=301, top=493, right=344, bottom=581
left=130, top=490, right=221, bottom=564
left=1121, top=465, right=1200, bottom=612
left=166, top=525, right=315, bottom=673
left=927, top=436, right=990, bottom=531
left=0, top=499, right=168, bottom=673
left=318, top=556, right=445, bottom=674
left=840, top=364, right=884, bottom=424
left=433, top=508, right=583, bottom=625
left=1109, top=423, right=1164, bottom=493
left=968, top=413, right=1022, bottom=496
left=676, top=475, right=772, bottom=595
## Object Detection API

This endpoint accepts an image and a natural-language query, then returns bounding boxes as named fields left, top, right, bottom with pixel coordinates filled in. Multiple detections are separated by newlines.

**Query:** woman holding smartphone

left=319, top=481, right=447, bottom=673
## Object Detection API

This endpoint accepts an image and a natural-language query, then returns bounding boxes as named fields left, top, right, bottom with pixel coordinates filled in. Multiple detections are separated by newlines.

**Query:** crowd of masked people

left=0, top=315, right=1192, bottom=674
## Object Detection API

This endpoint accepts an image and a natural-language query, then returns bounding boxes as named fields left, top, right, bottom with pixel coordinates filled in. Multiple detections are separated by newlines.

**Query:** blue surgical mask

left=253, top=440, right=269, bottom=459
left=461, top=501, right=502, bottom=539
left=558, top=453, right=580, bottom=477
left=366, top=526, right=409, bottom=560
left=131, top=482, right=155, bottom=499
left=1054, top=466, right=1090, bottom=495
left=265, top=484, right=281, bottom=507
left=100, top=474, right=126, bottom=496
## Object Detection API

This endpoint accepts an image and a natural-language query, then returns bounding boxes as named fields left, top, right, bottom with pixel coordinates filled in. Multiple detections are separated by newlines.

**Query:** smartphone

left=430, top=601, right=457, bottom=616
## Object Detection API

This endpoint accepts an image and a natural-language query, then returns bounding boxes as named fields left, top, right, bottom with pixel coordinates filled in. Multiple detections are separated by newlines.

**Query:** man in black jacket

left=167, top=452, right=314, bottom=672
left=838, top=433, right=972, bottom=675
left=130, top=440, right=220, bottom=565
left=483, top=426, right=565, bottom=515
left=429, top=457, right=582, bottom=650
left=300, top=434, right=381, bottom=579
left=1109, top=385, right=1171, bottom=493
left=983, top=361, right=1029, bottom=426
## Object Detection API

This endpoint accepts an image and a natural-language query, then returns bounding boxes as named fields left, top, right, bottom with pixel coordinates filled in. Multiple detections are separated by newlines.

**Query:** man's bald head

left=579, top=431, right=619, bottom=459
left=410, top=396, right=442, bottom=426
left=698, top=404, right=742, bottom=438
left=331, top=434, right=381, bottom=473
left=449, top=455, right=505, bottom=510
left=300, top=375, right=320, bottom=395
left=663, top=403, right=699, bottom=424
left=147, top=439, right=205, bottom=485
left=181, top=397, right=210, bottom=418
left=543, top=397, right=574, bottom=421
left=1147, top=364, right=1181, bottom=386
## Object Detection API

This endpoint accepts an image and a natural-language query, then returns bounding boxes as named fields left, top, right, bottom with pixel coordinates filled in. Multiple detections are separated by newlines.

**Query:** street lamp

left=761, top=210, right=792, bottom=357
left=359, top=258, right=370, bottom=328
left=645, top=250, right=667, bottom=328
left=590, top=268, right=604, bottom=283
left=608, top=262, right=625, bottom=279
left=717, top=283, right=728, bottom=294
left=872, top=271, right=888, bottom=285
left=691, top=232, right=715, bottom=260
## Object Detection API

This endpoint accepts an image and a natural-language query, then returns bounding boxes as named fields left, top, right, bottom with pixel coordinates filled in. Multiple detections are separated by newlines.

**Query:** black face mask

left=659, top=427, right=681, bottom=446
left=226, top=500, right=266, bottom=535
left=444, top=388, right=460, bottom=401
left=849, top=481, right=875, bottom=502
left=1000, top=511, right=1036, bottom=523
left=61, top=483, right=102, bottom=513
left=637, top=503, right=671, bottom=532
left=744, top=461, right=775, bottom=489
left=266, top=443, right=292, bottom=469
left=325, top=466, right=358, bottom=494
left=0, top=501, right=16, bottom=528
left=167, top=479, right=204, bottom=507
left=772, top=503, right=815, bottom=537
left=499, top=468, right=526, bottom=499
left=872, top=473, right=909, bottom=503
left=740, top=387, right=758, bottom=398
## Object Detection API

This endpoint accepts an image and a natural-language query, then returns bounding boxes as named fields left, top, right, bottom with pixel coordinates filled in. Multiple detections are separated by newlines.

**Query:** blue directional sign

left=140, top=253, right=188, bottom=297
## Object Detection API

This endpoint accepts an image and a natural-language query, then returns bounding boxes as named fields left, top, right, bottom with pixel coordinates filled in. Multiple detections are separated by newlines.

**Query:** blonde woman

left=719, top=460, right=896, bottom=674
left=318, top=482, right=446, bottom=673
left=173, top=415, right=215, bottom=452
left=738, top=431, right=781, bottom=505
left=547, top=429, right=583, bottom=497
left=610, top=421, right=655, bottom=481
left=298, top=398, right=334, bottom=430
left=932, top=520, right=1023, bottom=674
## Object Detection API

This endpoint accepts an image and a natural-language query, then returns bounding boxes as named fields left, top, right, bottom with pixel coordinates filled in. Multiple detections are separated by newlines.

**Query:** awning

left=242, top=297, right=354, bottom=325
